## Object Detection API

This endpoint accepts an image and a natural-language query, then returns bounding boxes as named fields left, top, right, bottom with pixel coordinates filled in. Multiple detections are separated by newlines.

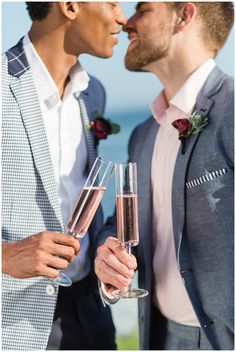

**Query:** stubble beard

left=125, top=25, right=173, bottom=72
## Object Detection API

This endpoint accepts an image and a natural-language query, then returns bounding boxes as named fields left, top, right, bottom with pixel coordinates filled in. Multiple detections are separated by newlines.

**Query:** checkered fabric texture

left=2, top=39, right=106, bottom=350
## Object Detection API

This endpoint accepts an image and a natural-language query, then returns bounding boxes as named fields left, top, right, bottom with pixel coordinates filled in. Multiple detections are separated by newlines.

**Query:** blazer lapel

left=137, top=120, right=158, bottom=265
left=76, top=92, right=97, bottom=171
left=172, top=66, right=227, bottom=258
left=6, top=37, right=63, bottom=227
left=10, top=73, right=63, bottom=228
left=6, top=37, right=30, bottom=78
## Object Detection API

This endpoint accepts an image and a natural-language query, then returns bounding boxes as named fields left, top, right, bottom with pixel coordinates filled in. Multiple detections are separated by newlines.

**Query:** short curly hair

left=26, top=2, right=53, bottom=21
left=168, top=2, right=234, bottom=56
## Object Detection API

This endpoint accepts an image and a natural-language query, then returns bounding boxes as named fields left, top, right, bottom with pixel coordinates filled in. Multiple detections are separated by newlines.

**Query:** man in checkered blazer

left=2, top=2, right=126, bottom=350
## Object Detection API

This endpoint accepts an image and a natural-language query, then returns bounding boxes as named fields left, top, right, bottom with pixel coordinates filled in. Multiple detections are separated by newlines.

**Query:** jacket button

left=180, top=268, right=193, bottom=275
left=203, top=321, right=214, bottom=328
left=46, top=284, right=55, bottom=296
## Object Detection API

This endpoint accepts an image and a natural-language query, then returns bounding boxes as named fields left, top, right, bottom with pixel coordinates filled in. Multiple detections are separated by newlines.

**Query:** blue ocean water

left=98, top=108, right=151, bottom=220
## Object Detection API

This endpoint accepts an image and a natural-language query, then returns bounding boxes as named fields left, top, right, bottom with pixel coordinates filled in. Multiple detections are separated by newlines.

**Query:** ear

left=175, top=3, right=197, bottom=32
left=59, top=2, right=80, bottom=20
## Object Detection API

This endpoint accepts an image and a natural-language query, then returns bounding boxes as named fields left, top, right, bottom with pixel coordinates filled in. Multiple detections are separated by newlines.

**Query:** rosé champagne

left=67, top=186, right=105, bottom=238
left=116, top=194, right=139, bottom=246
left=113, top=162, right=148, bottom=299
left=54, top=157, right=113, bottom=287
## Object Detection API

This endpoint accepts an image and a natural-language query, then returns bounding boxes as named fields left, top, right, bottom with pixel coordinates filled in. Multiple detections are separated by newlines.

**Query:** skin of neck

left=144, top=28, right=214, bottom=101
left=29, top=5, right=77, bottom=98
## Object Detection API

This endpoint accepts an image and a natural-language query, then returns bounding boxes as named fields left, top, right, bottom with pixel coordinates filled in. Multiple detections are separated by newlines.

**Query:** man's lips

left=128, top=33, right=139, bottom=46
left=111, top=34, right=119, bottom=44
left=127, top=36, right=139, bottom=50
left=111, top=31, right=120, bottom=44
left=128, top=31, right=139, bottom=41
left=130, top=38, right=138, bottom=44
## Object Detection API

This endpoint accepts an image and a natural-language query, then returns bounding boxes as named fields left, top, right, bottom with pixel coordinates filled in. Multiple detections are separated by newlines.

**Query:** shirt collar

left=151, top=58, right=216, bottom=125
left=170, top=58, right=216, bottom=114
left=23, top=33, right=89, bottom=110
left=69, top=64, right=89, bottom=94
left=151, top=90, right=169, bottom=123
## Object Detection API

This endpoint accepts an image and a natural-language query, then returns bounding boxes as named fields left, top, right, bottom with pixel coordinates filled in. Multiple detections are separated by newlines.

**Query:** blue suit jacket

left=103, top=66, right=234, bottom=349
left=129, top=66, right=234, bottom=349
left=2, top=38, right=107, bottom=350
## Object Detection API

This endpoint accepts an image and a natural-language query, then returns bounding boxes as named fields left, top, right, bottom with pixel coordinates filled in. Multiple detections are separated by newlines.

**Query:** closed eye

left=136, top=3, right=151, bottom=16
left=139, top=9, right=150, bottom=16
left=108, top=2, right=118, bottom=9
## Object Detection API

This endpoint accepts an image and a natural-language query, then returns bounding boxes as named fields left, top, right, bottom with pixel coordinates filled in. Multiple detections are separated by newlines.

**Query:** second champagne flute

left=113, top=162, right=148, bottom=299
left=54, top=157, right=114, bottom=287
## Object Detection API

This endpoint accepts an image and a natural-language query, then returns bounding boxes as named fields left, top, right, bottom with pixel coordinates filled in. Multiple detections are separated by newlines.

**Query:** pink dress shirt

left=151, top=59, right=215, bottom=326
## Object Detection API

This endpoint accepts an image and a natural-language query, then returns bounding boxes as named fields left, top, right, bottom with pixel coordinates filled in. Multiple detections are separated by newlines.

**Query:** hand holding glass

left=113, top=162, right=148, bottom=299
left=54, top=157, right=114, bottom=287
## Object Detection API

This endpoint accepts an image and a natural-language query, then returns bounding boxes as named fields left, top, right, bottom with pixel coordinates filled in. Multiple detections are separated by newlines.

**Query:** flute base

left=113, top=288, right=148, bottom=299
left=53, top=272, right=72, bottom=287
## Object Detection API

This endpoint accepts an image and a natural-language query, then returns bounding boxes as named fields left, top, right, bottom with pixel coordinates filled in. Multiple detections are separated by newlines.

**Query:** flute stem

left=126, top=243, right=132, bottom=255
left=126, top=243, right=132, bottom=291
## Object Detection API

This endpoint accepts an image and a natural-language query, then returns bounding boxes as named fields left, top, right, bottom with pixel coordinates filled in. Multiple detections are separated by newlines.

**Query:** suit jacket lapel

left=7, top=37, right=63, bottom=228
left=9, top=72, right=63, bottom=228
left=77, top=91, right=97, bottom=171
left=172, top=66, right=226, bottom=257
left=6, top=37, right=30, bottom=78
left=137, top=120, right=158, bottom=265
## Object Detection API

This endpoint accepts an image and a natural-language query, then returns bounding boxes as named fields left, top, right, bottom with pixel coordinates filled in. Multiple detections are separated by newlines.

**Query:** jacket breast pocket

left=185, top=167, right=233, bottom=213
left=186, top=168, right=227, bottom=190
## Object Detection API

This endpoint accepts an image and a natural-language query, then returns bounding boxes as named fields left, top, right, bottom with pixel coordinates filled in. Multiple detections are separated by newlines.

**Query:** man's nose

left=116, top=6, right=127, bottom=26
left=122, top=15, right=135, bottom=33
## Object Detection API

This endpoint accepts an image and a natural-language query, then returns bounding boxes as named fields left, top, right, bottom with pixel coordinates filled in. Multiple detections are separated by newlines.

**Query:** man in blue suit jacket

left=2, top=2, right=126, bottom=350
left=95, top=2, right=234, bottom=350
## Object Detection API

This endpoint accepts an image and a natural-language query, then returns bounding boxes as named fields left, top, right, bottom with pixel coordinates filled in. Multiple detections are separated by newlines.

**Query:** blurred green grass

left=116, top=330, right=139, bottom=350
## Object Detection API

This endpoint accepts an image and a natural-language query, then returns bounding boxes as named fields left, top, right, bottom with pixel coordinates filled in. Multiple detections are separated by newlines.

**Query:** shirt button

left=46, top=284, right=55, bottom=296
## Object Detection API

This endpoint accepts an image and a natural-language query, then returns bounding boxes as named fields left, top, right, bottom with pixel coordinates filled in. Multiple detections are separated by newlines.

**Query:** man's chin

left=125, top=59, right=149, bottom=72
left=125, top=57, right=160, bottom=73
left=125, top=53, right=154, bottom=72
left=89, top=48, right=113, bottom=59
left=98, top=53, right=113, bottom=59
left=125, top=65, right=147, bottom=73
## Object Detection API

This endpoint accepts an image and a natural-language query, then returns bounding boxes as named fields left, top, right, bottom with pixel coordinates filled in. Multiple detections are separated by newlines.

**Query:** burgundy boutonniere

left=172, top=111, right=208, bottom=154
left=87, top=112, right=120, bottom=146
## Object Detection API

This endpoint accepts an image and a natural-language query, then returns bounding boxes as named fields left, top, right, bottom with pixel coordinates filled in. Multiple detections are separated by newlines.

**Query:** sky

left=2, top=2, right=234, bottom=115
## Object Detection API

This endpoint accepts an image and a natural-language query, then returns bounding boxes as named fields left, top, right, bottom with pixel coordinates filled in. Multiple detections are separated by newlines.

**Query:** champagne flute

left=113, top=162, right=148, bottom=298
left=54, top=157, right=114, bottom=287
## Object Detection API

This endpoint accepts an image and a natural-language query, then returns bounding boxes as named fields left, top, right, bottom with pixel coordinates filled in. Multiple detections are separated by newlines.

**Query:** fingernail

left=125, top=270, right=134, bottom=278
left=127, top=262, right=134, bottom=269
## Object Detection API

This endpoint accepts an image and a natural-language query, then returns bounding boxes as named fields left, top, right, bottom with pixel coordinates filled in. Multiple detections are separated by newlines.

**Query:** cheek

left=139, top=26, right=156, bottom=46
left=97, top=10, right=114, bottom=33
left=136, top=18, right=155, bottom=39
left=95, top=24, right=112, bottom=44
left=140, top=22, right=171, bottom=48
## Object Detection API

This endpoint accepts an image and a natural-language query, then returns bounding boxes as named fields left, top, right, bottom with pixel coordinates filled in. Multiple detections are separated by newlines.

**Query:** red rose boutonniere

left=172, top=111, right=208, bottom=154
left=87, top=112, right=120, bottom=146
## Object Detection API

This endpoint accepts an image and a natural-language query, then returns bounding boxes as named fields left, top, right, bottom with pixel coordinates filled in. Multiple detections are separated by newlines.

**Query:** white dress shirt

left=23, top=34, right=91, bottom=282
left=151, top=59, right=216, bottom=326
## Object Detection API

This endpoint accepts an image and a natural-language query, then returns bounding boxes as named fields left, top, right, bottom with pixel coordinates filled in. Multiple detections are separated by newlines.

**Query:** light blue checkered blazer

left=2, top=38, right=106, bottom=350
